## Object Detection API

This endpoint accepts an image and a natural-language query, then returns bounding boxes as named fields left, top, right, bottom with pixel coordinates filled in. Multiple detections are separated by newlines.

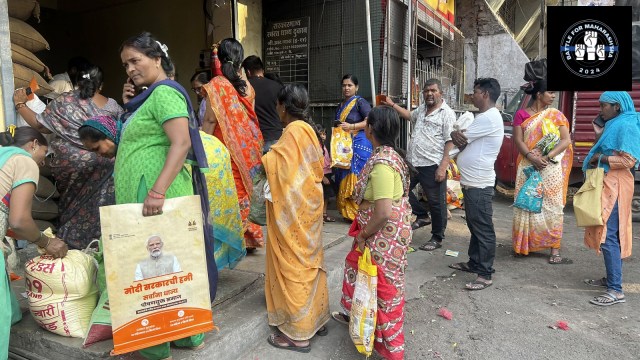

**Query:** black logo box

left=547, top=6, right=631, bottom=91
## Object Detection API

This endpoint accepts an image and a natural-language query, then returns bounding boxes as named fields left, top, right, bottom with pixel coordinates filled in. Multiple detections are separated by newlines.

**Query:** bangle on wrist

left=15, top=102, right=27, bottom=110
left=150, top=188, right=165, bottom=196
left=148, top=190, right=165, bottom=199
left=525, top=151, right=532, bottom=159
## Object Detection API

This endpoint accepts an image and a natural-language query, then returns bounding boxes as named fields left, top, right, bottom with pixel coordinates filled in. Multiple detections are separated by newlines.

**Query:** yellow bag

left=330, top=127, right=353, bottom=169
left=349, top=247, right=377, bottom=356
left=541, top=116, right=560, bottom=138
left=573, top=161, right=604, bottom=227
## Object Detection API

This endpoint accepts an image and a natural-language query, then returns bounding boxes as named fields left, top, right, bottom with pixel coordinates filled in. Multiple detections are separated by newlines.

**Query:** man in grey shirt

left=134, top=235, right=181, bottom=281
left=383, top=79, right=455, bottom=251
left=448, top=78, right=504, bottom=291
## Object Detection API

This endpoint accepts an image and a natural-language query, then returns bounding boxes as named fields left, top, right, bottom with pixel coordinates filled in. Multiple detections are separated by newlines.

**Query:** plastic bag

left=331, top=127, right=353, bottom=169
left=349, top=247, right=377, bottom=356
left=83, top=239, right=111, bottom=347
left=513, top=166, right=544, bottom=213
left=524, top=59, right=547, bottom=81
left=25, top=249, right=98, bottom=338
left=248, top=166, right=267, bottom=226
left=574, top=160, right=604, bottom=227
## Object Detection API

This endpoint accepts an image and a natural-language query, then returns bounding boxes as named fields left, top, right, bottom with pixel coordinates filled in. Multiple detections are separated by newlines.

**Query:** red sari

left=340, top=146, right=412, bottom=360
left=203, top=77, right=264, bottom=248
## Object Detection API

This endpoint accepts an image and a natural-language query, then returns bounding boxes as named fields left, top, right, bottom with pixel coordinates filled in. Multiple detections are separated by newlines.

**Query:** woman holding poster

left=116, top=32, right=210, bottom=360
left=263, top=84, right=330, bottom=352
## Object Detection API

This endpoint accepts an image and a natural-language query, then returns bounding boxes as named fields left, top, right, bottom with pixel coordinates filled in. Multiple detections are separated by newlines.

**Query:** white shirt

left=456, top=107, right=504, bottom=188
left=407, top=101, right=456, bottom=167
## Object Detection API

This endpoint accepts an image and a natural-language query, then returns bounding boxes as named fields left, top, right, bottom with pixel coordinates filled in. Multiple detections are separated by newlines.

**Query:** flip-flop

left=331, top=311, right=349, bottom=325
left=418, top=240, right=442, bottom=251
left=584, top=277, right=607, bottom=287
left=448, top=262, right=474, bottom=273
left=589, top=292, right=626, bottom=306
left=267, top=333, right=311, bottom=353
left=323, top=215, right=336, bottom=222
left=411, top=218, right=431, bottom=230
left=548, top=254, right=573, bottom=265
left=465, top=279, right=493, bottom=291
left=316, top=326, right=328, bottom=336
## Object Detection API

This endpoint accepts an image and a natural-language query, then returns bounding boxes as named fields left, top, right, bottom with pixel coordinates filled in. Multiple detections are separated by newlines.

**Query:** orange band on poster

left=112, top=307, right=214, bottom=355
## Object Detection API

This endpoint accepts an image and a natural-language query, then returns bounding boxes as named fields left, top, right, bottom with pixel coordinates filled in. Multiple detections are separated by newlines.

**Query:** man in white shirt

left=448, top=78, right=504, bottom=290
left=383, top=79, right=455, bottom=251
left=46, top=56, right=90, bottom=100
left=134, top=235, right=181, bottom=281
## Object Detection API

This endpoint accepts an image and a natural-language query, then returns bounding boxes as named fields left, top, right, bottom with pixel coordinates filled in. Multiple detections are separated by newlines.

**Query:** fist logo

left=596, top=44, right=605, bottom=60
left=583, top=31, right=598, bottom=61
left=574, top=44, right=586, bottom=61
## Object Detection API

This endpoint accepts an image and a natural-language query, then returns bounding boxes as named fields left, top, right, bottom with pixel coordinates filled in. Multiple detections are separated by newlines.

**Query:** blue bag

left=513, top=166, right=544, bottom=213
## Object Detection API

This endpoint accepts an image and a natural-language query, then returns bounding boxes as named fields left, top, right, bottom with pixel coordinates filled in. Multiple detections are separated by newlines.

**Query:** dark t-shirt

left=248, top=76, right=283, bottom=142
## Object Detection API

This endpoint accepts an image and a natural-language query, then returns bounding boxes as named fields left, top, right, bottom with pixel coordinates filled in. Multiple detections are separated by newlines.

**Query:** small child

left=315, top=123, right=336, bottom=222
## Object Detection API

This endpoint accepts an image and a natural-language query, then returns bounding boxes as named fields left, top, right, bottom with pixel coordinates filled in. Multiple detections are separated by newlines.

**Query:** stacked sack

left=31, top=168, right=60, bottom=232
left=8, top=0, right=53, bottom=96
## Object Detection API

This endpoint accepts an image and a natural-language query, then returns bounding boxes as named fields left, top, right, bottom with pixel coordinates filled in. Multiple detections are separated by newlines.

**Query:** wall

left=456, top=0, right=528, bottom=103
left=237, top=0, right=262, bottom=58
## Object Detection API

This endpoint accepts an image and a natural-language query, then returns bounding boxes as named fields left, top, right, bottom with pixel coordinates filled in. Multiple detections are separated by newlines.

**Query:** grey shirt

left=408, top=101, right=456, bottom=167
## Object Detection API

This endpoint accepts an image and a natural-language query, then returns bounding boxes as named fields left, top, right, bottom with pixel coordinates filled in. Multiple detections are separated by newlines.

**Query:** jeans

left=601, top=201, right=623, bottom=293
left=408, top=165, right=447, bottom=241
left=263, top=139, right=278, bottom=154
left=462, top=186, right=496, bottom=279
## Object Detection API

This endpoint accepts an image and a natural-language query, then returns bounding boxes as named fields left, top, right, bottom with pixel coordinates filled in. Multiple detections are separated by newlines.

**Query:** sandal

left=331, top=311, right=350, bottom=325
left=418, top=239, right=442, bottom=251
left=465, top=278, right=493, bottom=291
left=584, top=277, right=607, bottom=287
left=267, top=333, right=311, bottom=353
left=549, top=254, right=573, bottom=265
left=411, top=218, right=431, bottom=230
left=323, top=214, right=336, bottom=222
left=316, top=326, right=328, bottom=336
left=448, top=262, right=474, bottom=273
left=589, top=292, right=626, bottom=306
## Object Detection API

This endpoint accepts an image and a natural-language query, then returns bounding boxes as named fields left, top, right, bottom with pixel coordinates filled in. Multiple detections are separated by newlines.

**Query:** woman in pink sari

left=512, top=80, right=573, bottom=264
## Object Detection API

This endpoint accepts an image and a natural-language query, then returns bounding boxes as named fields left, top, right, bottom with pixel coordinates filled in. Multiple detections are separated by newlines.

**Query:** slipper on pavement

left=267, top=334, right=311, bottom=353
left=418, top=240, right=442, bottom=251
left=465, top=279, right=493, bottom=291
left=548, top=254, right=573, bottom=265
left=448, top=262, right=474, bottom=273
left=331, top=311, right=349, bottom=325
left=589, top=292, right=626, bottom=306
left=584, top=277, right=607, bottom=287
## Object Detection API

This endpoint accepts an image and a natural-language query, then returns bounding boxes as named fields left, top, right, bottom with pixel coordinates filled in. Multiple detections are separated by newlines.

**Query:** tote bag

left=573, top=158, right=604, bottom=227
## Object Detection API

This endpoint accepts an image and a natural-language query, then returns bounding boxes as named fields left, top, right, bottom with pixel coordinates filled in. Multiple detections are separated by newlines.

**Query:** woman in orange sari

left=263, top=84, right=330, bottom=352
left=512, top=80, right=573, bottom=263
left=202, top=38, right=264, bottom=251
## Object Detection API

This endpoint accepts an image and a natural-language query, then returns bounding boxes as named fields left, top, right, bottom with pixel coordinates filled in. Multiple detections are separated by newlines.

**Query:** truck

left=495, top=81, right=640, bottom=220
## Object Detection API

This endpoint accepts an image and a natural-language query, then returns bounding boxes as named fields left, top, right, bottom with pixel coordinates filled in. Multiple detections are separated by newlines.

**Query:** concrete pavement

left=9, top=195, right=640, bottom=359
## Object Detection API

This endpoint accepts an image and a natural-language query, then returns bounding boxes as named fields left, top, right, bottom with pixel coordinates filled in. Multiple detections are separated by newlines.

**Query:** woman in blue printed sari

left=334, top=74, right=373, bottom=221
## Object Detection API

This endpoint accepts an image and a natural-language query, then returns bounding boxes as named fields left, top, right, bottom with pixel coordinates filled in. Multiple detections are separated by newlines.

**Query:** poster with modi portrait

left=99, top=195, right=214, bottom=355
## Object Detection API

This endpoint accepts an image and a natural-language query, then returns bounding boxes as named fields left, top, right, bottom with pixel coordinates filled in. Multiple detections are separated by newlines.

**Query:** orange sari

left=512, top=108, right=573, bottom=254
left=263, top=120, right=330, bottom=340
left=203, top=77, right=264, bottom=248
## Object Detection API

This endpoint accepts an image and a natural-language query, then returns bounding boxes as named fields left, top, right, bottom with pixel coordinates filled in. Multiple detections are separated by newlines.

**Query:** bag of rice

left=24, top=247, right=98, bottom=338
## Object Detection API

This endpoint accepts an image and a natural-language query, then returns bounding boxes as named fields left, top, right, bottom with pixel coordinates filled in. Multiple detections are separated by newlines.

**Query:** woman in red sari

left=202, top=38, right=264, bottom=251
left=333, top=106, right=413, bottom=360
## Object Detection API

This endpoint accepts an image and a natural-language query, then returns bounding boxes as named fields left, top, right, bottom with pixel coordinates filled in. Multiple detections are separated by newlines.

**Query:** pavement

left=9, top=195, right=640, bottom=360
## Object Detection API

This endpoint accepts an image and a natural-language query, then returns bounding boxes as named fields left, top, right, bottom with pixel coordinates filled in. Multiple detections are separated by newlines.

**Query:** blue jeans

left=601, top=201, right=623, bottom=293
left=462, top=186, right=496, bottom=279
left=408, top=165, right=448, bottom=241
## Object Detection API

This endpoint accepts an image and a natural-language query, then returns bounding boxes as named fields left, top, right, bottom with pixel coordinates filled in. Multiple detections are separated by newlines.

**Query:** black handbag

left=524, top=59, right=547, bottom=82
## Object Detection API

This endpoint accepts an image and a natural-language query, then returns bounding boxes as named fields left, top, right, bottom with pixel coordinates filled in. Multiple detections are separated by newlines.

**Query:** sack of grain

left=31, top=197, right=58, bottom=221
left=9, top=17, right=49, bottom=52
left=13, top=63, right=53, bottom=96
left=8, top=0, right=41, bottom=22
left=34, top=220, right=56, bottom=232
left=11, top=43, right=46, bottom=73
left=25, top=250, right=99, bottom=338
left=35, top=175, right=59, bottom=200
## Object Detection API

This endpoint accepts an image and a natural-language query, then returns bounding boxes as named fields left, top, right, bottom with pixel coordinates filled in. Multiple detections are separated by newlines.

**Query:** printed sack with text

left=349, top=247, right=377, bottom=356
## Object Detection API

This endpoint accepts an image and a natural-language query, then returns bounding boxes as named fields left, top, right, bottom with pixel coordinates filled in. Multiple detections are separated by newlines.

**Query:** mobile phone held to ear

left=25, top=87, right=32, bottom=96
left=593, top=115, right=606, bottom=128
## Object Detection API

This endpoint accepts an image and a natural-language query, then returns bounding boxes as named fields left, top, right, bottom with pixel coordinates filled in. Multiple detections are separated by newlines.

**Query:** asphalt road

left=243, top=195, right=640, bottom=360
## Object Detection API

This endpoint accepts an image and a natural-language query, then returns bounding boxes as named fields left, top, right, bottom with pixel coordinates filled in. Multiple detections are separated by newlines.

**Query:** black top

left=248, top=76, right=284, bottom=142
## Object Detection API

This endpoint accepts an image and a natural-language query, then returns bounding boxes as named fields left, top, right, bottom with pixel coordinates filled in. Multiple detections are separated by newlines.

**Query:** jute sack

left=8, top=0, right=41, bottom=22
left=31, top=198, right=58, bottom=221
left=34, top=219, right=56, bottom=232
left=9, top=17, right=49, bottom=52
left=13, top=63, right=54, bottom=96
left=11, top=43, right=46, bottom=73
left=35, top=175, right=59, bottom=200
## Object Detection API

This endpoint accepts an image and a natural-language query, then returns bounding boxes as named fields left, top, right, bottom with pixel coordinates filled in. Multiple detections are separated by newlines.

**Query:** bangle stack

left=148, top=189, right=165, bottom=199
left=35, top=232, right=51, bottom=248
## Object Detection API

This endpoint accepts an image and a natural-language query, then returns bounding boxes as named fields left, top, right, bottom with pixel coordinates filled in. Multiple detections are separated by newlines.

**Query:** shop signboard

left=264, top=17, right=310, bottom=88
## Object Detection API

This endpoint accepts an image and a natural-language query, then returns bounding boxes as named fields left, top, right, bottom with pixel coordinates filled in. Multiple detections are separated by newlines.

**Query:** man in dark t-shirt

left=242, top=55, right=284, bottom=153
